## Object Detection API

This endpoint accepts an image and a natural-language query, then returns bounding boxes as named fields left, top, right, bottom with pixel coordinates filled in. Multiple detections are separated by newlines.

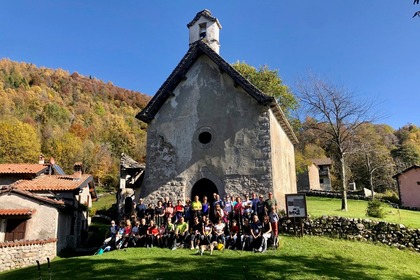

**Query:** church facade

left=136, top=10, right=297, bottom=209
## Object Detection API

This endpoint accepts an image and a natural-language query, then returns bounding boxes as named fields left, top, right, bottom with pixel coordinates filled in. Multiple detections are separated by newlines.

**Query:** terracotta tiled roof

left=0, top=208, right=35, bottom=216
left=0, top=164, right=47, bottom=175
left=312, top=158, right=332, bottom=166
left=14, top=174, right=93, bottom=192
left=0, top=187, right=65, bottom=207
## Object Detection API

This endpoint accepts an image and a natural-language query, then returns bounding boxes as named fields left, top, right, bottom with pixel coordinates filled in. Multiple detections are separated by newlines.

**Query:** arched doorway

left=191, top=178, right=218, bottom=207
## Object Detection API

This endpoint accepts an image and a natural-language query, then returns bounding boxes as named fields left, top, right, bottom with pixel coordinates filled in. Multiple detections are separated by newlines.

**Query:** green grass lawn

left=307, top=196, right=420, bottom=229
left=2, top=236, right=420, bottom=280
left=3, top=195, right=420, bottom=279
left=90, top=193, right=117, bottom=216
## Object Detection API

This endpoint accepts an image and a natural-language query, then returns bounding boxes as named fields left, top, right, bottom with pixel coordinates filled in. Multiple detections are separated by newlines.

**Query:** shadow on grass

left=1, top=249, right=417, bottom=280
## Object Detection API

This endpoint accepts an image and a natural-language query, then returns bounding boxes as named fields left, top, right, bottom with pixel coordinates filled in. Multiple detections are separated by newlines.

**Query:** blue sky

left=1, top=1, right=419, bottom=129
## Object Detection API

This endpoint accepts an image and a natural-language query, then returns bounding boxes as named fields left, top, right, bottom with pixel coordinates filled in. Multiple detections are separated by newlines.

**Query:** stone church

left=136, top=10, right=298, bottom=209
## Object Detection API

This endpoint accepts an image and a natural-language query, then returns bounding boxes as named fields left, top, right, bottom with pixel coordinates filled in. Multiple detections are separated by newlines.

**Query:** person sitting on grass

left=241, top=218, right=252, bottom=250
left=115, top=220, right=126, bottom=250
left=107, top=220, right=119, bottom=239
left=130, top=220, right=140, bottom=247
left=226, top=219, right=239, bottom=249
left=212, top=218, right=226, bottom=245
left=120, top=219, right=132, bottom=248
left=190, top=216, right=202, bottom=249
left=137, top=218, right=148, bottom=247
left=163, top=217, right=175, bottom=248
left=147, top=220, right=160, bottom=248
left=258, top=215, right=272, bottom=253
left=173, top=216, right=189, bottom=250
left=201, top=215, right=213, bottom=245
left=250, top=215, right=263, bottom=252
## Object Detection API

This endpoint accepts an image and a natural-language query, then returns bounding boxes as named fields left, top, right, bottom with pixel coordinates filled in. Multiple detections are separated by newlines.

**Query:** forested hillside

left=0, top=59, right=150, bottom=189
left=1, top=58, right=419, bottom=195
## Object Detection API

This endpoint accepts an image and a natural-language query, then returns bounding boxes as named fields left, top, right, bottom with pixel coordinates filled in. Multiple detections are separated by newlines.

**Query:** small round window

left=194, top=126, right=215, bottom=149
left=198, top=132, right=212, bottom=144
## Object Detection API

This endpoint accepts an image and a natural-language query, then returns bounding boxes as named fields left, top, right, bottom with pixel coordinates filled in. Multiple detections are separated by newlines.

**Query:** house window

left=5, top=218, right=27, bottom=241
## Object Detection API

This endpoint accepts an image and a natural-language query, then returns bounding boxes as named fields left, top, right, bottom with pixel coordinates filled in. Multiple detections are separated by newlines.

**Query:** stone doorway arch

left=191, top=178, right=218, bottom=207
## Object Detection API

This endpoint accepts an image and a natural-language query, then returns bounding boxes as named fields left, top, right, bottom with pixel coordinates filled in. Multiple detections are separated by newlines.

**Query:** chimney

left=73, top=162, right=82, bottom=179
left=187, top=9, right=222, bottom=54
left=39, top=155, right=45, bottom=165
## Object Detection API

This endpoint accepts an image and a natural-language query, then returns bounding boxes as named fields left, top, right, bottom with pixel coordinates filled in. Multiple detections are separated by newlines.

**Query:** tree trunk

left=370, top=172, right=375, bottom=201
left=340, top=155, right=348, bottom=211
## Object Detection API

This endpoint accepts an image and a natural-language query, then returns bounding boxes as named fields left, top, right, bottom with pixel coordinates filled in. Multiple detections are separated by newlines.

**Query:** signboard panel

left=285, top=194, right=307, bottom=218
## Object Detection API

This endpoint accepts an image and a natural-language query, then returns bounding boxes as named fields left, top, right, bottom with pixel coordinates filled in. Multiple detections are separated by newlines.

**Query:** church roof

left=136, top=40, right=298, bottom=145
left=187, top=9, right=222, bottom=29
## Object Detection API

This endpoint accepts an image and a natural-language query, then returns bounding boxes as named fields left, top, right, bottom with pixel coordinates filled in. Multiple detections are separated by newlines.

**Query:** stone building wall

left=269, top=109, right=297, bottom=209
left=140, top=56, right=277, bottom=203
left=0, top=239, right=56, bottom=272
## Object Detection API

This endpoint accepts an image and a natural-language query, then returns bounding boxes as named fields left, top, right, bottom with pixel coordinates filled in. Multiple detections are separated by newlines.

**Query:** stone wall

left=145, top=177, right=186, bottom=203
left=224, top=174, right=271, bottom=198
left=0, top=238, right=56, bottom=272
left=280, top=216, right=420, bottom=252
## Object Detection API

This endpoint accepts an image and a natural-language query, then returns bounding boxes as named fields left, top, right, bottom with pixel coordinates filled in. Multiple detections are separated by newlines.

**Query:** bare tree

left=413, top=0, right=420, bottom=18
left=296, top=75, right=377, bottom=211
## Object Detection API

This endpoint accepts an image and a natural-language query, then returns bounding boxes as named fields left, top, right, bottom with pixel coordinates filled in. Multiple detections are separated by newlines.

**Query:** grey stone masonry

left=144, top=178, right=186, bottom=204
left=0, top=239, right=56, bottom=272
left=281, top=216, right=420, bottom=252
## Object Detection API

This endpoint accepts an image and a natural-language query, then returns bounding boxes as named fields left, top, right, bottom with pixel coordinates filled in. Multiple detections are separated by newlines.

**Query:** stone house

left=298, top=158, right=332, bottom=192
left=393, top=165, right=420, bottom=208
left=136, top=10, right=298, bottom=209
left=0, top=162, right=97, bottom=271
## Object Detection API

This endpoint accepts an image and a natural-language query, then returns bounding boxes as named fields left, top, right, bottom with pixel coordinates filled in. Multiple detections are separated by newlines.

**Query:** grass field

left=307, top=196, right=420, bottom=229
left=3, top=195, right=420, bottom=279
left=2, top=235, right=420, bottom=280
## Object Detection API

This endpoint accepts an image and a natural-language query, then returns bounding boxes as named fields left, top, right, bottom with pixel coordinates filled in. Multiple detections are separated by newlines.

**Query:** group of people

left=100, top=192, right=281, bottom=253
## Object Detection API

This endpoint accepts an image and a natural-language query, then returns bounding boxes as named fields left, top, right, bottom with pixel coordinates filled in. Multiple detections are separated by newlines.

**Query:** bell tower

left=187, top=9, right=222, bottom=54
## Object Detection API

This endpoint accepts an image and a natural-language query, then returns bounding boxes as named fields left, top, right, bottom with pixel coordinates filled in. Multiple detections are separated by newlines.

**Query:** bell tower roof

left=187, top=9, right=222, bottom=29
left=187, top=9, right=222, bottom=54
